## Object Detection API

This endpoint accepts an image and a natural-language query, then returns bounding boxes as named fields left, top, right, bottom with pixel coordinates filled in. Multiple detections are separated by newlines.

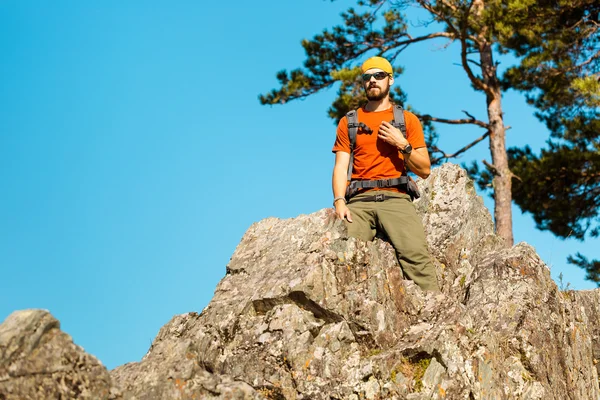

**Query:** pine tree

left=260, top=0, right=599, bottom=259
left=500, top=0, right=599, bottom=281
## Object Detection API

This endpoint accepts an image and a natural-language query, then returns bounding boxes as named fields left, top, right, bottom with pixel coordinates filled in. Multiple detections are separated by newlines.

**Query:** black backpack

left=344, top=104, right=420, bottom=201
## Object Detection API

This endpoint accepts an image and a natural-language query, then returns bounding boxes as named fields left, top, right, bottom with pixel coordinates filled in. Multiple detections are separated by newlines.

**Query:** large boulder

left=109, top=163, right=599, bottom=399
left=2, top=164, right=599, bottom=399
left=0, top=309, right=118, bottom=399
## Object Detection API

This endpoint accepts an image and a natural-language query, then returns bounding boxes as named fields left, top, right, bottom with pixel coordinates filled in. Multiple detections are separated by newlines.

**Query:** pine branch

left=439, top=0, right=458, bottom=11
left=416, top=0, right=461, bottom=35
left=416, top=112, right=489, bottom=128
left=384, top=32, right=455, bottom=60
left=259, top=77, right=336, bottom=105
left=458, top=2, right=489, bottom=94
left=550, top=48, right=600, bottom=76
left=462, top=110, right=476, bottom=120
left=442, top=131, right=490, bottom=159
left=417, top=0, right=488, bottom=93
left=387, top=32, right=455, bottom=59
left=467, top=58, right=481, bottom=67
left=370, top=0, right=387, bottom=15
left=482, top=159, right=499, bottom=175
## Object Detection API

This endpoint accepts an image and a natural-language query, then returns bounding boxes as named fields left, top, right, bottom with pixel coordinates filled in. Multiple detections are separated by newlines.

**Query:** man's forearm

left=332, top=166, right=348, bottom=199
left=404, top=149, right=431, bottom=179
left=332, top=163, right=352, bottom=222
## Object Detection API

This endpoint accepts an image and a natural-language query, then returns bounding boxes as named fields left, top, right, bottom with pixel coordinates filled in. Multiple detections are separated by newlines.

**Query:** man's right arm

left=332, top=151, right=353, bottom=222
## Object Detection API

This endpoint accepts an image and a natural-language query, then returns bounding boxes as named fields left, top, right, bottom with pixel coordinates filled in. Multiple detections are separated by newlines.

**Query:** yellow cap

left=361, top=56, right=393, bottom=76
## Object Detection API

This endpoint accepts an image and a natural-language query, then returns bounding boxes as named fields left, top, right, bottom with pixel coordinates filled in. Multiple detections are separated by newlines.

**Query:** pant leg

left=346, top=193, right=378, bottom=242
left=375, top=193, right=439, bottom=291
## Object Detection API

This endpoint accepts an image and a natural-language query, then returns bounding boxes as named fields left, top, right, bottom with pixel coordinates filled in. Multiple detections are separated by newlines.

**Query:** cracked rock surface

left=2, top=164, right=599, bottom=399
left=0, top=309, right=117, bottom=399
left=109, top=164, right=600, bottom=399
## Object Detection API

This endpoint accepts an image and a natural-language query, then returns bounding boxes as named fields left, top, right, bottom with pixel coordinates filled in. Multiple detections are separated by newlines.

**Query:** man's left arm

left=402, top=147, right=430, bottom=179
left=378, top=120, right=431, bottom=179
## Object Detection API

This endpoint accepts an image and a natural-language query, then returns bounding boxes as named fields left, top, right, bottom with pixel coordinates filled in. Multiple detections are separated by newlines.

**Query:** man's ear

left=389, top=76, right=394, bottom=86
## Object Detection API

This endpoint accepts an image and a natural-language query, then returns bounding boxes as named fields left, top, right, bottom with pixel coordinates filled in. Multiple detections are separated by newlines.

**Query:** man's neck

left=364, top=97, right=392, bottom=112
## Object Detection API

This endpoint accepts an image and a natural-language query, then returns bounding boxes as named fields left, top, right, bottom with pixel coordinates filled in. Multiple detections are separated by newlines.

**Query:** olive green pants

left=346, top=190, right=439, bottom=292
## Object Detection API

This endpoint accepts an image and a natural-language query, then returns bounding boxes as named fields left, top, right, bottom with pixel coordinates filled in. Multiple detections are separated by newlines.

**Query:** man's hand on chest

left=377, top=121, right=410, bottom=151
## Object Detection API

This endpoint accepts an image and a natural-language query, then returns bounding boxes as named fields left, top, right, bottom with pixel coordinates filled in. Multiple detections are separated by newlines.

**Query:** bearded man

left=331, top=56, right=439, bottom=292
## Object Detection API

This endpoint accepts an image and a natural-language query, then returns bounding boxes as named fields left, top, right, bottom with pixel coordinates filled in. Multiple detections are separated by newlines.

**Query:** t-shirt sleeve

left=332, top=116, right=351, bottom=154
left=404, top=111, right=427, bottom=149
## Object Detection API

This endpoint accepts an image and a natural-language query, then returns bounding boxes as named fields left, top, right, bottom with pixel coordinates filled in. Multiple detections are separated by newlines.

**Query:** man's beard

left=365, top=82, right=390, bottom=101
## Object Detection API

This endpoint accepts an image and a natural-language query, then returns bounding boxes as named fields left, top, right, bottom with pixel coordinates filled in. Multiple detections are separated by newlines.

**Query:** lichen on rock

left=2, top=163, right=599, bottom=400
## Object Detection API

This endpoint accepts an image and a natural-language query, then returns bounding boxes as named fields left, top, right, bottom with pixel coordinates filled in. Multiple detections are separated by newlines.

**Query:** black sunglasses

left=362, top=72, right=390, bottom=81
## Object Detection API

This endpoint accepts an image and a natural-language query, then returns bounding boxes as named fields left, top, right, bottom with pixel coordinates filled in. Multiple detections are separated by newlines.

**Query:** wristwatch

left=400, top=144, right=412, bottom=154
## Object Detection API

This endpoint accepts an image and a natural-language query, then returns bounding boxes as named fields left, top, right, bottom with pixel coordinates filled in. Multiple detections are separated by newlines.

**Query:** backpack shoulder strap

left=391, top=104, right=407, bottom=138
left=345, top=109, right=359, bottom=182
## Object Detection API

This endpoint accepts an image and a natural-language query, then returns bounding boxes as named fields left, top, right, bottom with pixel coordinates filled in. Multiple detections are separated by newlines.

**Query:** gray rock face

left=0, top=309, right=117, bottom=399
left=2, top=164, right=599, bottom=399
left=572, top=290, right=600, bottom=379
left=108, top=163, right=599, bottom=399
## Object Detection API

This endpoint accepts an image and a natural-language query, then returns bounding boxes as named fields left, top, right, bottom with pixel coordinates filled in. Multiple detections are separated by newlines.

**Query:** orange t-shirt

left=332, top=106, right=426, bottom=193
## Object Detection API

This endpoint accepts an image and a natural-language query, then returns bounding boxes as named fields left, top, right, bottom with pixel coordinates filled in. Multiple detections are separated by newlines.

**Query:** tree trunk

left=480, top=42, right=514, bottom=246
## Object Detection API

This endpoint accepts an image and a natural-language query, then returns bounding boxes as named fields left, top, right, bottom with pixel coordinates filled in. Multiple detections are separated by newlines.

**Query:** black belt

left=348, top=193, right=401, bottom=203
left=345, top=176, right=409, bottom=200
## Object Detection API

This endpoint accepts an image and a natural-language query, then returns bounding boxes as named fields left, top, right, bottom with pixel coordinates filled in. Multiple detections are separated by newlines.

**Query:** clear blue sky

left=1, top=1, right=597, bottom=370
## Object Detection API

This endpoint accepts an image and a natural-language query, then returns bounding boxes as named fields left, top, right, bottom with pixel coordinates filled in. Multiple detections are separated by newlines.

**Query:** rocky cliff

left=1, top=164, right=599, bottom=399
left=0, top=310, right=115, bottom=399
